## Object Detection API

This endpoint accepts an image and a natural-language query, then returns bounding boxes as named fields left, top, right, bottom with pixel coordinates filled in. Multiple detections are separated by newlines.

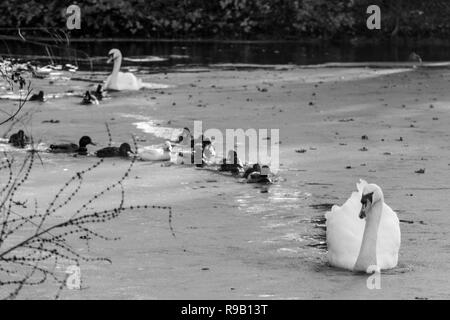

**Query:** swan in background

left=138, top=141, right=172, bottom=161
left=105, top=49, right=169, bottom=91
left=325, top=180, right=401, bottom=273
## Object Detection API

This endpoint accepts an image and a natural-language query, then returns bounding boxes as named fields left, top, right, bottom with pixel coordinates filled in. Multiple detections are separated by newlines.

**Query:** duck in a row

left=245, top=165, right=272, bottom=184
left=48, top=136, right=96, bottom=156
left=219, top=150, right=244, bottom=175
left=243, top=163, right=273, bottom=184
left=138, top=141, right=172, bottom=161
left=95, top=143, right=134, bottom=158
left=219, top=150, right=273, bottom=184
left=7, top=130, right=171, bottom=160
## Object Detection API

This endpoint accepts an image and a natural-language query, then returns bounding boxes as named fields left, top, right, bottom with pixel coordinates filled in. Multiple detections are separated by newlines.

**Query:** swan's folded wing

left=326, top=190, right=365, bottom=270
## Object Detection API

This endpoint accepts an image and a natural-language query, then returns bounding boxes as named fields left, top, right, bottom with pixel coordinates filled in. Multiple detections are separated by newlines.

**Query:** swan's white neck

left=111, top=55, right=122, bottom=79
left=354, top=200, right=383, bottom=272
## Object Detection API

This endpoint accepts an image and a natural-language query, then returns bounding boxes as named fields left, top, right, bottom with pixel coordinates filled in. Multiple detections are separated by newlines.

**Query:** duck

left=29, top=91, right=46, bottom=102
left=138, top=141, right=172, bottom=161
left=48, top=136, right=96, bottom=155
left=173, top=127, right=193, bottom=146
left=408, top=52, right=422, bottom=64
left=245, top=165, right=273, bottom=184
left=219, top=150, right=244, bottom=175
left=95, top=143, right=133, bottom=158
left=63, top=64, right=78, bottom=73
left=92, top=84, right=105, bottom=101
left=191, top=137, right=216, bottom=167
left=201, top=137, right=216, bottom=166
left=173, top=129, right=196, bottom=165
left=33, top=65, right=54, bottom=78
left=243, top=163, right=262, bottom=179
left=8, top=130, right=30, bottom=148
left=325, top=180, right=401, bottom=273
left=105, top=49, right=147, bottom=91
left=81, top=91, right=99, bottom=105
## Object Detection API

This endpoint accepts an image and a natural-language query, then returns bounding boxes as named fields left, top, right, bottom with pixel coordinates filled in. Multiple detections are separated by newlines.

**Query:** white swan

left=325, top=180, right=401, bottom=273
left=138, top=141, right=172, bottom=161
left=105, top=49, right=170, bottom=91
left=105, top=49, right=141, bottom=91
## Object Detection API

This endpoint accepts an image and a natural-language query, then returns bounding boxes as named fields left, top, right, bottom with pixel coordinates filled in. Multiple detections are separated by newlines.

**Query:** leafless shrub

left=0, top=60, right=174, bottom=299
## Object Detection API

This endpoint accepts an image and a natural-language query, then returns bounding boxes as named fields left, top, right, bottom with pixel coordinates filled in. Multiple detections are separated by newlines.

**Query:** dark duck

left=81, top=91, right=99, bottom=105
left=219, top=150, right=244, bottom=175
left=92, top=84, right=105, bottom=101
left=95, top=143, right=133, bottom=158
left=48, top=136, right=96, bottom=155
left=29, top=91, right=46, bottom=102
left=246, top=165, right=273, bottom=184
left=8, top=130, right=30, bottom=148
left=243, top=163, right=262, bottom=179
left=172, top=128, right=193, bottom=148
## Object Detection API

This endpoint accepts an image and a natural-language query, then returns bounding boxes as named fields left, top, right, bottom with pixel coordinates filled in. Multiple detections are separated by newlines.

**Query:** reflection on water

left=234, top=177, right=329, bottom=255
left=3, top=39, right=450, bottom=71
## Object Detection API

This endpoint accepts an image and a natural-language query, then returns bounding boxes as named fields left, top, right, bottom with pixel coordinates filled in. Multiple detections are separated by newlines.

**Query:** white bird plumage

left=138, top=141, right=172, bottom=161
left=105, top=49, right=142, bottom=91
left=104, top=48, right=170, bottom=91
left=325, top=179, right=401, bottom=272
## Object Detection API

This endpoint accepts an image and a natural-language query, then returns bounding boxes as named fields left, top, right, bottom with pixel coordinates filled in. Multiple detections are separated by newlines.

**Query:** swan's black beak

left=359, top=192, right=374, bottom=219
left=106, top=54, right=114, bottom=64
left=359, top=205, right=367, bottom=219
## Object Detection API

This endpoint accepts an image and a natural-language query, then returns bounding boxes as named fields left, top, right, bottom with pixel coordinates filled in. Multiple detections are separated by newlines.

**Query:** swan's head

left=359, top=184, right=384, bottom=219
left=107, top=49, right=122, bottom=64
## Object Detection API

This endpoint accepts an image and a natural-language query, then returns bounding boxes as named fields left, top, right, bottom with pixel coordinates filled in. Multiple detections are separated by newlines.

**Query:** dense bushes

left=0, top=0, right=450, bottom=40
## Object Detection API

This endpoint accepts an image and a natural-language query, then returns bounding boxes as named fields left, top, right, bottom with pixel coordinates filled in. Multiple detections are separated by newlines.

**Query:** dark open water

left=1, top=38, right=450, bottom=71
